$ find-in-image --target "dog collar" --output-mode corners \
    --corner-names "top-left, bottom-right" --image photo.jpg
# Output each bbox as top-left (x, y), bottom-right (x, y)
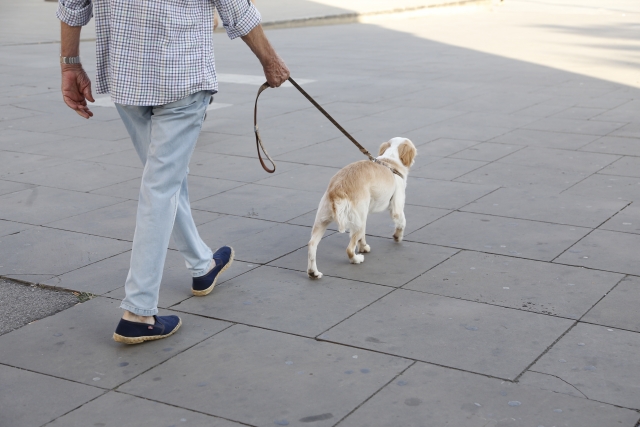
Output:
top-left (373, 158), bottom-right (404, 179)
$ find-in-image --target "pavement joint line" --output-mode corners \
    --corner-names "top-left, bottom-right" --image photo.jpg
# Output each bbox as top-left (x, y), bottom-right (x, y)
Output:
top-left (112, 391), bottom-right (260, 427)
top-left (576, 274), bottom-right (628, 324)
top-left (526, 370), bottom-right (589, 399)
top-left (39, 389), bottom-right (111, 427)
top-left (0, 361), bottom-right (107, 391)
top-left (512, 320), bottom-right (578, 383)
top-left (331, 360), bottom-right (418, 427)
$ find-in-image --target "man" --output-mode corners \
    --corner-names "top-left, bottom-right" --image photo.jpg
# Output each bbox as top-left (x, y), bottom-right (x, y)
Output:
top-left (57, 0), bottom-right (289, 344)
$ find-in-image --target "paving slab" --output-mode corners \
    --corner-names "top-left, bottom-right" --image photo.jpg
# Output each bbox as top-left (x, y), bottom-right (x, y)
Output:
top-left (48, 391), bottom-right (244, 427)
top-left (460, 187), bottom-right (629, 228)
top-left (275, 137), bottom-right (377, 169)
top-left (0, 179), bottom-right (34, 197)
top-left (497, 146), bottom-right (620, 174)
top-left (255, 164), bottom-right (340, 193)
top-left (455, 162), bottom-right (589, 192)
top-left (192, 183), bottom-right (321, 222)
top-left (554, 229), bottom-right (640, 275)
top-left (0, 227), bottom-right (130, 277)
top-left (225, 222), bottom-right (313, 264)
top-left (579, 135), bottom-right (640, 156)
top-left (405, 177), bottom-right (499, 210)
top-left (339, 362), bottom-right (639, 427)
top-left (0, 186), bottom-right (123, 225)
top-left (0, 364), bottom-right (104, 427)
top-left (598, 156), bottom-right (640, 178)
top-left (530, 323), bottom-right (640, 410)
top-left (88, 147), bottom-right (143, 168)
top-left (193, 214), bottom-right (279, 248)
top-left (517, 370), bottom-right (588, 399)
top-left (449, 141), bottom-right (524, 162)
top-left (404, 251), bottom-right (623, 319)
top-left (189, 152), bottom-right (302, 183)
top-left (553, 106), bottom-right (608, 121)
top-left (522, 117), bottom-right (625, 136)
top-left (406, 123), bottom-right (512, 145)
top-left (407, 212), bottom-right (590, 261)
top-left (287, 204), bottom-right (451, 238)
top-left (18, 136), bottom-right (132, 160)
top-left (319, 289), bottom-right (573, 379)
top-left (491, 128), bottom-right (599, 150)
top-left (0, 297), bottom-right (231, 389)
top-left (413, 138), bottom-right (480, 157)
top-left (610, 123), bottom-right (640, 139)
top-left (175, 265), bottom-right (391, 337)
top-left (118, 325), bottom-right (412, 427)
top-left (271, 233), bottom-right (457, 287)
top-left (411, 157), bottom-right (487, 180)
top-left (0, 150), bottom-right (73, 178)
top-left (582, 276), bottom-right (640, 332)
top-left (0, 219), bottom-right (31, 237)
top-left (599, 203), bottom-right (640, 234)
top-left (50, 119), bottom-right (131, 141)
top-left (564, 174), bottom-right (640, 201)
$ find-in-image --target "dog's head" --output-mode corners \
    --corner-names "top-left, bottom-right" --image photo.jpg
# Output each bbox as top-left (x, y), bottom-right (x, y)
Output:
top-left (379, 137), bottom-right (416, 168)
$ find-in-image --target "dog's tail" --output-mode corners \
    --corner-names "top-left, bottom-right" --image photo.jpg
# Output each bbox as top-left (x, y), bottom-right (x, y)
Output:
top-left (332, 198), bottom-right (362, 233)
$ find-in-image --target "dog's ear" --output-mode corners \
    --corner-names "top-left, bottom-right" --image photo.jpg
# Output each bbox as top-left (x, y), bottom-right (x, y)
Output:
top-left (378, 141), bottom-right (391, 156)
top-left (398, 140), bottom-right (417, 167)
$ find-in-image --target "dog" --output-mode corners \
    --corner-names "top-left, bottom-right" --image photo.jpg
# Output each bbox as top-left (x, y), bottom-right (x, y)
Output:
top-left (307, 137), bottom-right (417, 279)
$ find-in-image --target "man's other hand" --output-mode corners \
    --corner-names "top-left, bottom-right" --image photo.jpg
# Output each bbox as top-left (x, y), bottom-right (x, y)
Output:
top-left (61, 64), bottom-right (95, 119)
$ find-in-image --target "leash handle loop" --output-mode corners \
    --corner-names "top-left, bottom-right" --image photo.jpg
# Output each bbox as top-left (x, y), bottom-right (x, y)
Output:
top-left (253, 82), bottom-right (276, 173)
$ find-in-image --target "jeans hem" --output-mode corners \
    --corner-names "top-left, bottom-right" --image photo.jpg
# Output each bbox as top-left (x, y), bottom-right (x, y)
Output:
top-left (120, 302), bottom-right (158, 317)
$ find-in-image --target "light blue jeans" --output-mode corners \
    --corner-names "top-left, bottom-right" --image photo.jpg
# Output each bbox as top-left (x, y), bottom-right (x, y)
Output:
top-left (115, 91), bottom-right (214, 316)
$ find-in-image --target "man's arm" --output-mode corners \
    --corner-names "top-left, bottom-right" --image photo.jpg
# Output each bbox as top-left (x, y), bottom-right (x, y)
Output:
top-left (241, 25), bottom-right (289, 88)
top-left (60, 22), bottom-right (94, 119)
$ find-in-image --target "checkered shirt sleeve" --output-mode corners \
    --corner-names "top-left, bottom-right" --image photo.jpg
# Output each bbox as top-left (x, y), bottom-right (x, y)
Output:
top-left (56, 0), bottom-right (261, 106)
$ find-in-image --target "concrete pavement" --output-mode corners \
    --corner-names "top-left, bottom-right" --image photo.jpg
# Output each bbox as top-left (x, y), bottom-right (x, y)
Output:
top-left (1, 0), bottom-right (640, 426)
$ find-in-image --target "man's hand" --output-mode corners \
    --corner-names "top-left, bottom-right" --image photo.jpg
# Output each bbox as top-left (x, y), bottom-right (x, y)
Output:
top-left (61, 64), bottom-right (94, 119)
top-left (241, 25), bottom-right (290, 88)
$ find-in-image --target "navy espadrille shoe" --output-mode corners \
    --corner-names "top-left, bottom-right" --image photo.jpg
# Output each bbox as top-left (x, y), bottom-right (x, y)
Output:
top-left (192, 246), bottom-right (234, 296)
top-left (113, 315), bottom-right (182, 344)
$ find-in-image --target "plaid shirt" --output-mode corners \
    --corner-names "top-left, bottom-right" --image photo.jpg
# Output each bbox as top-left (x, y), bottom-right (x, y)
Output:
top-left (57, 0), bottom-right (261, 105)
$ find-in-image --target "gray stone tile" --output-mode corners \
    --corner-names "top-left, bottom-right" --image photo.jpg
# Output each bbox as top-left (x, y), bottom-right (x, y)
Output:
top-left (405, 123), bottom-right (511, 144)
top-left (189, 152), bottom-right (302, 183)
top-left (2, 112), bottom-right (96, 133)
top-left (339, 363), bottom-right (638, 427)
top-left (270, 233), bottom-right (458, 287)
top-left (461, 187), bottom-right (628, 227)
top-left (404, 251), bottom-right (622, 319)
top-left (0, 104), bottom-right (42, 121)
top-left (497, 146), bottom-right (620, 173)
top-left (518, 370), bottom-right (588, 398)
top-left (531, 323), bottom-right (640, 409)
top-left (555, 229), bottom-right (640, 275)
top-left (522, 117), bottom-right (624, 136)
top-left (564, 174), bottom-right (640, 201)
top-left (446, 93), bottom-right (549, 113)
top-left (275, 137), bottom-right (376, 169)
top-left (193, 214), bottom-right (279, 249)
top-left (0, 150), bottom-right (72, 178)
top-left (411, 158), bottom-right (487, 180)
top-left (51, 119), bottom-right (131, 141)
top-left (407, 177), bottom-right (499, 210)
top-left (255, 164), bottom-right (340, 193)
top-left (512, 102), bottom-right (571, 118)
top-left (438, 111), bottom-right (539, 129)
top-left (449, 142), bottom-right (524, 162)
top-left (455, 162), bottom-right (588, 192)
top-left (407, 212), bottom-right (591, 261)
top-left (0, 227), bottom-right (130, 276)
top-left (231, 223), bottom-right (314, 264)
top-left (0, 186), bottom-right (123, 225)
top-left (0, 297), bottom-right (231, 389)
top-left (175, 265), bottom-right (391, 337)
top-left (88, 148), bottom-right (142, 168)
top-left (491, 128), bottom-right (599, 150)
top-left (0, 364), bottom-right (104, 427)
top-left (19, 136), bottom-right (132, 160)
top-left (193, 184), bottom-right (321, 222)
top-left (0, 179), bottom-right (35, 196)
top-left (599, 203), bottom-right (640, 234)
top-left (287, 204), bottom-right (451, 238)
top-left (553, 107), bottom-right (608, 120)
top-left (598, 156), bottom-right (640, 178)
top-left (582, 276), bottom-right (640, 332)
top-left (9, 160), bottom-right (141, 192)
top-left (414, 138), bottom-right (479, 157)
top-left (610, 123), bottom-right (640, 139)
top-left (119, 325), bottom-right (412, 427)
top-left (320, 290), bottom-right (573, 379)
top-left (580, 136), bottom-right (640, 156)
top-left (48, 392), bottom-right (244, 427)
top-left (593, 104), bottom-right (640, 123)
top-left (0, 219), bottom-right (32, 237)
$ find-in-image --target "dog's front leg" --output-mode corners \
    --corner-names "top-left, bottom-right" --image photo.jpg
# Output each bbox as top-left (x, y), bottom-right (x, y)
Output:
top-left (390, 191), bottom-right (407, 242)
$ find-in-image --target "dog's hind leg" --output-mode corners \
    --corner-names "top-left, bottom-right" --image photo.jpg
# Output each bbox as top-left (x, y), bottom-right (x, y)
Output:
top-left (347, 227), bottom-right (365, 264)
top-left (357, 211), bottom-right (371, 254)
top-left (308, 203), bottom-right (332, 279)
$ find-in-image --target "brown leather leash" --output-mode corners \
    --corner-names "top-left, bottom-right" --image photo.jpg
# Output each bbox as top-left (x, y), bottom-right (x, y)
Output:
top-left (253, 77), bottom-right (404, 178)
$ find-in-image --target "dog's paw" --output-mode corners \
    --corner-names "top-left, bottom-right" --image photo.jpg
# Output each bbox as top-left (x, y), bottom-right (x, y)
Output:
top-left (360, 244), bottom-right (371, 253)
top-left (350, 254), bottom-right (365, 264)
top-left (393, 234), bottom-right (403, 242)
top-left (308, 270), bottom-right (323, 279)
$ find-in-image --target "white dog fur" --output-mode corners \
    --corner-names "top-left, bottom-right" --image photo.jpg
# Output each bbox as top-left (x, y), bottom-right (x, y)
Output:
top-left (307, 137), bottom-right (417, 279)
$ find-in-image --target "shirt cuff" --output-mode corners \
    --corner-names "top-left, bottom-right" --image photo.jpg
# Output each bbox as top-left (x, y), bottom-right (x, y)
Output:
top-left (223, 2), bottom-right (262, 39)
top-left (56, 0), bottom-right (93, 27)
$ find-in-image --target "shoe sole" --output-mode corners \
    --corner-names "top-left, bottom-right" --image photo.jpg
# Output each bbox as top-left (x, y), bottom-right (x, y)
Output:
top-left (112, 318), bottom-right (182, 345)
top-left (192, 247), bottom-right (235, 297)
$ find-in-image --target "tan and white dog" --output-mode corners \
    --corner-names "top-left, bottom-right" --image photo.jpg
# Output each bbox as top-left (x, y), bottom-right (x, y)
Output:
top-left (307, 137), bottom-right (417, 279)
